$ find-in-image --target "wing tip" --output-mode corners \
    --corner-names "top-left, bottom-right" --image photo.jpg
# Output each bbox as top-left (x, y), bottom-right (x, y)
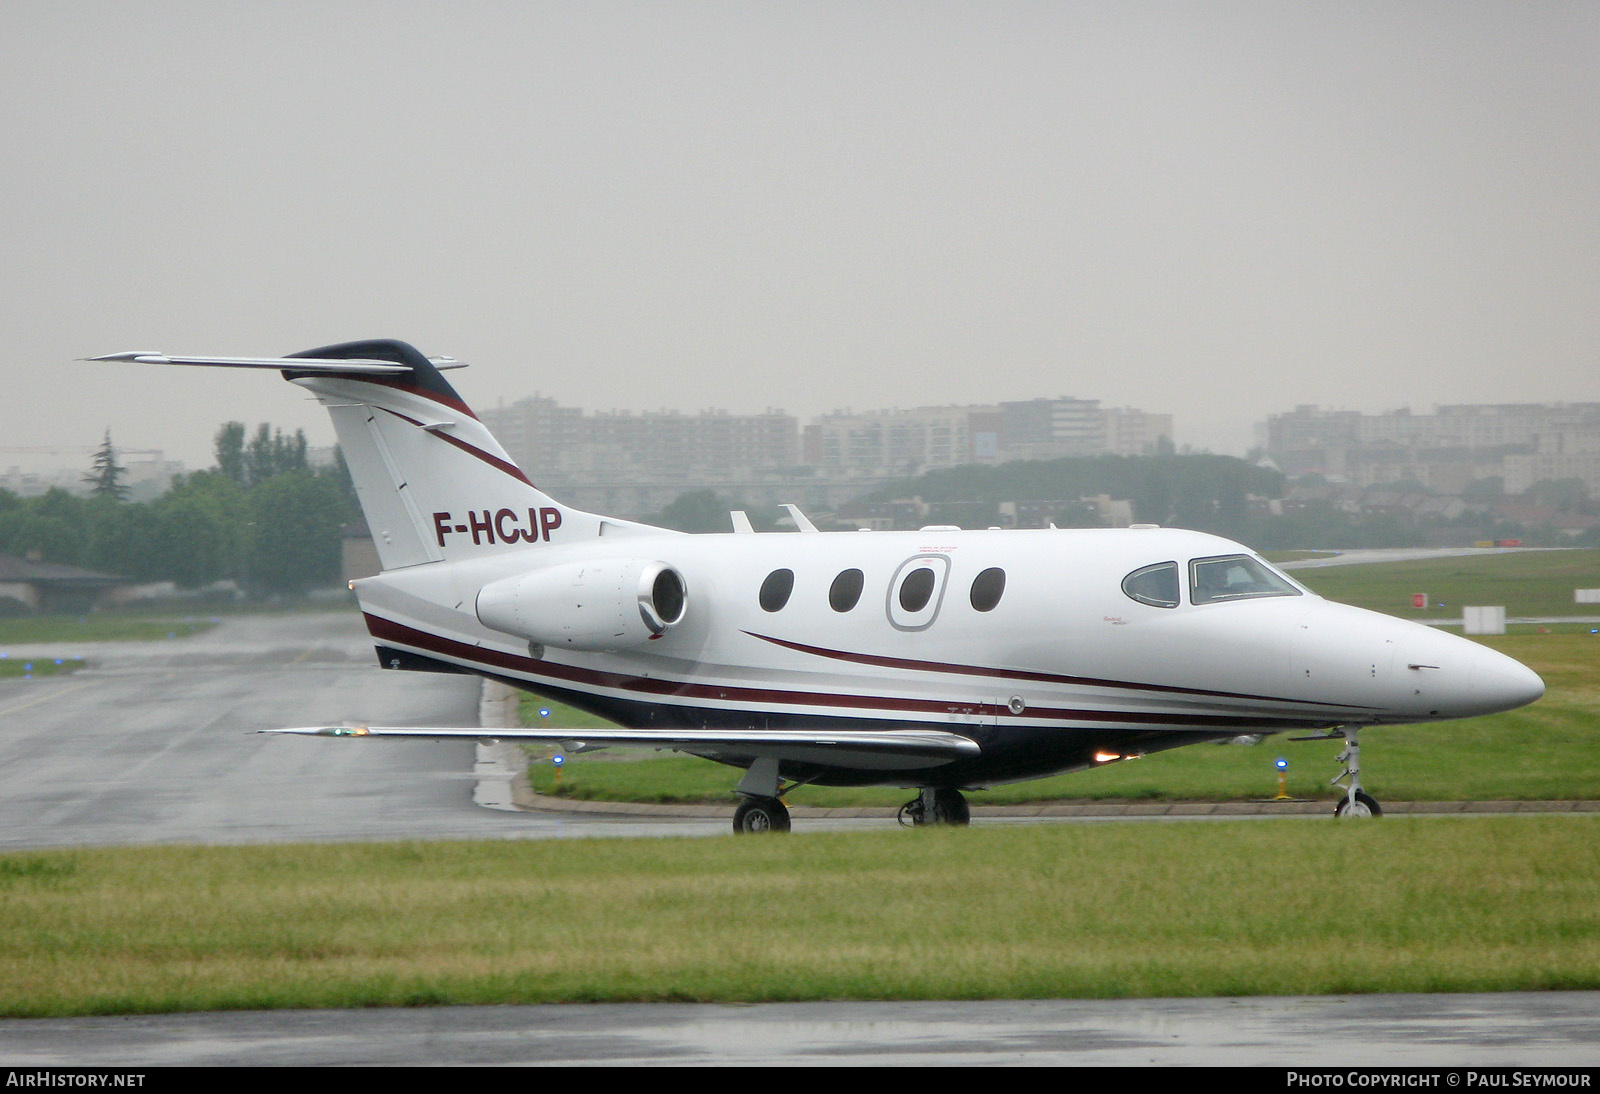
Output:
top-left (263, 725), bottom-right (371, 737)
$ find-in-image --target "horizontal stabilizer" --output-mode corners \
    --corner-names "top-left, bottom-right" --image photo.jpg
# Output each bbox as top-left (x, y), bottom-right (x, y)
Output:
top-left (267, 724), bottom-right (981, 760)
top-left (85, 351), bottom-right (466, 374)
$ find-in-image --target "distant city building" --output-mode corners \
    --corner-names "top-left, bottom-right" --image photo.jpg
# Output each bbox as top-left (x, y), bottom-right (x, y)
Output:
top-left (478, 390), bottom-right (1177, 519)
top-left (999, 397), bottom-right (1106, 458)
top-left (1101, 406), bottom-right (1176, 457)
top-left (804, 398), bottom-right (1174, 479)
top-left (1258, 403), bottom-right (1600, 495)
top-left (803, 405), bottom-right (990, 477)
top-left (481, 396), bottom-right (802, 517)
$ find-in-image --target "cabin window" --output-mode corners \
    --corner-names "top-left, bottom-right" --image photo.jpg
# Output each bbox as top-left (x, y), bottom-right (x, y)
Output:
top-left (887, 554), bottom-right (951, 631)
top-left (1189, 555), bottom-right (1301, 605)
top-left (1122, 562), bottom-right (1180, 608)
top-left (899, 567), bottom-right (937, 612)
top-left (829, 568), bottom-right (864, 612)
top-left (759, 568), bottom-right (795, 612)
top-left (969, 567), bottom-right (1006, 612)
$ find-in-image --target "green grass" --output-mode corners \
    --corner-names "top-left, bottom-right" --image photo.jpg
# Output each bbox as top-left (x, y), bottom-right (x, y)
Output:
top-left (1288, 548), bottom-right (1600, 619)
top-left (524, 632), bottom-right (1600, 806)
top-left (2, 819), bottom-right (1596, 1016)
top-left (0, 614), bottom-right (218, 644)
top-left (0, 595), bottom-right (364, 647)
top-left (0, 656), bottom-right (83, 679)
top-left (517, 693), bottom-right (625, 732)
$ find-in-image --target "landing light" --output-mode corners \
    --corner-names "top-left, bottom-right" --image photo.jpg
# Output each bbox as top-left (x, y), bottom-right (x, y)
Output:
top-left (1094, 751), bottom-right (1122, 763)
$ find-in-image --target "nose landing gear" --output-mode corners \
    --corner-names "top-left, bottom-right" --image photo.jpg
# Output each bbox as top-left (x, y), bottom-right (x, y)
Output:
top-left (1292, 724), bottom-right (1384, 817)
top-left (1331, 726), bottom-right (1382, 818)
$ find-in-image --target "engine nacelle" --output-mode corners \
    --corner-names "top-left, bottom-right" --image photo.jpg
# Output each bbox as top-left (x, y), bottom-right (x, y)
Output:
top-left (475, 559), bottom-right (687, 651)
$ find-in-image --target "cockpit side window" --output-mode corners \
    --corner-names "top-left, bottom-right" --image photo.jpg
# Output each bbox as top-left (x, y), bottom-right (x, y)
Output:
top-left (1122, 561), bottom-right (1180, 608)
top-left (1189, 554), bottom-right (1301, 605)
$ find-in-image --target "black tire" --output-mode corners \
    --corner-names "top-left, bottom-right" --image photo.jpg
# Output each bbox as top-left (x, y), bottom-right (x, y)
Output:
top-left (929, 788), bottom-right (971, 827)
top-left (902, 789), bottom-right (970, 827)
top-left (1334, 790), bottom-right (1382, 818)
top-left (733, 796), bottom-right (791, 834)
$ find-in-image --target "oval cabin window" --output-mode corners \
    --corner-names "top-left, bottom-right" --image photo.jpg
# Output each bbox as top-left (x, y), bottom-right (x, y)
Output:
top-left (829, 568), bottom-right (864, 612)
top-left (898, 567), bottom-right (937, 613)
top-left (886, 554), bottom-right (951, 631)
top-left (759, 568), bottom-right (795, 612)
top-left (969, 567), bottom-right (1006, 612)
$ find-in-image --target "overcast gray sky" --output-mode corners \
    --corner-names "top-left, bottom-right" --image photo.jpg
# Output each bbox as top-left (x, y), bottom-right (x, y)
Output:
top-left (4, 1), bottom-right (1597, 470)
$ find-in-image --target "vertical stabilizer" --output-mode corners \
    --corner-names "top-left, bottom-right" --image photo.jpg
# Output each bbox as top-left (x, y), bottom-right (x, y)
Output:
top-left (282, 340), bottom-right (600, 569)
top-left (90, 340), bottom-right (619, 572)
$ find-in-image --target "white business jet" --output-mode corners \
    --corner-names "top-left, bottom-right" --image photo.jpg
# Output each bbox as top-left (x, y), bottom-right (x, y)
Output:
top-left (93, 341), bottom-right (1545, 832)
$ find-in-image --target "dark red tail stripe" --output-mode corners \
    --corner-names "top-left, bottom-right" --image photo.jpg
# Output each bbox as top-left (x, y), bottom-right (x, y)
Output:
top-left (364, 614), bottom-right (1338, 731)
top-left (364, 375), bottom-right (481, 420)
top-left (744, 630), bottom-right (1377, 712)
top-left (378, 407), bottom-right (535, 488)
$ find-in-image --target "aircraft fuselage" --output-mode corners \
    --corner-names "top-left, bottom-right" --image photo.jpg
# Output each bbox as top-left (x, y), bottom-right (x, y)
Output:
top-left (353, 524), bottom-right (1543, 788)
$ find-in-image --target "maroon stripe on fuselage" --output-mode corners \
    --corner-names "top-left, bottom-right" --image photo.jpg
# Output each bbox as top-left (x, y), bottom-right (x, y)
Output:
top-left (744, 630), bottom-right (1377, 712)
top-left (363, 614), bottom-right (1340, 730)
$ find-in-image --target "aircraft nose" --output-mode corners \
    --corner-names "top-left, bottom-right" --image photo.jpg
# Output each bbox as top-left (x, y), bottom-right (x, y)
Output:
top-left (1390, 623), bottom-right (1543, 720)
top-left (1469, 645), bottom-right (1545, 715)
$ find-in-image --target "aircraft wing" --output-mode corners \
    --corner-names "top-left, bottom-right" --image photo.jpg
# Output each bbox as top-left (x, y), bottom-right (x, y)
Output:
top-left (267, 724), bottom-right (980, 765)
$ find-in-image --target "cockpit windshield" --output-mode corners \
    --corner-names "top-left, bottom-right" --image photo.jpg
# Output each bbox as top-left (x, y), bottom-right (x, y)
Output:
top-left (1189, 554), bottom-right (1301, 605)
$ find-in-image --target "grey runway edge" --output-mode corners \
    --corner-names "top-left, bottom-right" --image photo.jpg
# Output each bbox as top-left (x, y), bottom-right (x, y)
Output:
top-left (2, 994), bottom-right (1598, 1066)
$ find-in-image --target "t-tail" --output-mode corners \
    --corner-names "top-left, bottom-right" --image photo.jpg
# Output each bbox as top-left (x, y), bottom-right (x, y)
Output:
top-left (90, 339), bottom-right (631, 570)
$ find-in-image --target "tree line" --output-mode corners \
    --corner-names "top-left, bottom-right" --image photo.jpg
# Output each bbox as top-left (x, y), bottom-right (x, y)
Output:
top-left (0, 426), bottom-right (357, 596)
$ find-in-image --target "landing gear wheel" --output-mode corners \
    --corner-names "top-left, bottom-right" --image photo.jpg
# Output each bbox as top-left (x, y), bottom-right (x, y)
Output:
top-left (733, 796), bottom-right (791, 834)
top-left (1334, 790), bottom-right (1382, 818)
top-left (898, 788), bottom-right (970, 827)
top-left (930, 788), bottom-right (970, 826)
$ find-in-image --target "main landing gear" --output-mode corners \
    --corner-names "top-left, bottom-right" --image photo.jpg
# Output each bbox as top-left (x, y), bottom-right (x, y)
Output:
top-left (898, 788), bottom-right (971, 828)
top-left (730, 757), bottom-right (974, 834)
top-left (732, 756), bottom-right (795, 835)
top-left (732, 796), bottom-right (791, 833)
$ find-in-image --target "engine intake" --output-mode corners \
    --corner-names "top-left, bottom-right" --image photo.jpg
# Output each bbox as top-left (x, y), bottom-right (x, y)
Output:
top-left (475, 559), bottom-right (687, 651)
